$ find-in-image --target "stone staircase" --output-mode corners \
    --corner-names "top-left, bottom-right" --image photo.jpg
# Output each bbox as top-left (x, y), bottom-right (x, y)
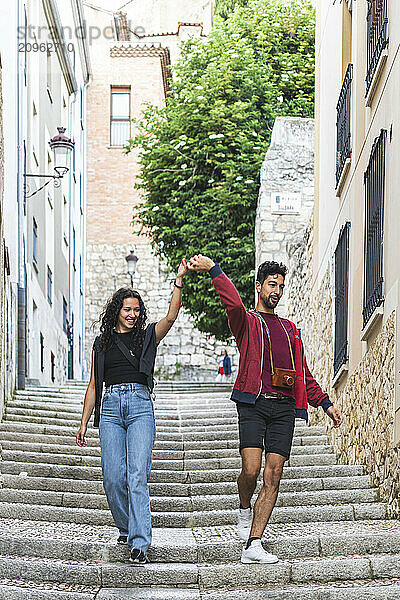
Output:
top-left (0, 382), bottom-right (399, 599)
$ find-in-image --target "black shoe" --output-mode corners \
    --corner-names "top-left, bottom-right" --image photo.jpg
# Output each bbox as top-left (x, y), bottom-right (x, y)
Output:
top-left (129, 548), bottom-right (149, 565)
top-left (117, 535), bottom-right (128, 545)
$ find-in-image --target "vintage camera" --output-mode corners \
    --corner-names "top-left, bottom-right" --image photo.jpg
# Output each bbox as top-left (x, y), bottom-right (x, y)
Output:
top-left (271, 368), bottom-right (296, 389)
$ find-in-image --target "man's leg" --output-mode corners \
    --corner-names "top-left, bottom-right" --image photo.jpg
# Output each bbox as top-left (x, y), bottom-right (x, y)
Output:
top-left (249, 452), bottom-right (286, 537)
top-left (237, 447), bottom-right (262, 508)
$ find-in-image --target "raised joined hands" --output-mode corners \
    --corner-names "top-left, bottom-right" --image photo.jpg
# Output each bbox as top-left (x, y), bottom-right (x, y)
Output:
top-left (188, 255), bottom-right (215, 273)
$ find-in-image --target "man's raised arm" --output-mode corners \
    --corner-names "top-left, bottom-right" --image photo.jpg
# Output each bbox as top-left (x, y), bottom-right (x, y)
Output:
top-left (188, 254), bottom-right (248, 342)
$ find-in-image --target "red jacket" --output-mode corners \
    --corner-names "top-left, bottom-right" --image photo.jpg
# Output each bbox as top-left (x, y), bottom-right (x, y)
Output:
top-left (210, 265), bottom-right (332, 421)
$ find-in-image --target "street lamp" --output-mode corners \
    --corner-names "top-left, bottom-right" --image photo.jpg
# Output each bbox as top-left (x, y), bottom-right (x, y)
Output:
top-left (125, 248), bottom-right (139, 287)
top-left (24, 127), bottom-right (75, 198)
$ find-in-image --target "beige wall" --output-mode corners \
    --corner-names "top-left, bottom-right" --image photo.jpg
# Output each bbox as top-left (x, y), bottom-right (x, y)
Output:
top-left (295, 0), bottom-right (400, 515)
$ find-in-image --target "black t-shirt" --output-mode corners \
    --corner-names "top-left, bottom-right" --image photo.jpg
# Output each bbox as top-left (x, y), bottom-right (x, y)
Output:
top-left (103, 332), bottom-right (147, 387)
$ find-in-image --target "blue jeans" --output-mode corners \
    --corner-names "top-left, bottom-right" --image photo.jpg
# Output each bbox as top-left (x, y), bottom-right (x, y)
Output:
top-left (99, 383), bottom-right (155, 553)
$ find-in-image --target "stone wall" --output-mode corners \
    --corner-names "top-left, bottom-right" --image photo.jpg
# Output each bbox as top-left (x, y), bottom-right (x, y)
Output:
top-left (255, 117), bottom-right (314, 316)
top-left (85, 242), bottom-right (238, 381)
top-left (286, 218), bottom-right (399, 517)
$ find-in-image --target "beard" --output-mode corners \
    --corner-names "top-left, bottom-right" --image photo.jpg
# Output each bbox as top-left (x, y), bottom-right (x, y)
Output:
top-left (260, 291), bottom-right (280, 310)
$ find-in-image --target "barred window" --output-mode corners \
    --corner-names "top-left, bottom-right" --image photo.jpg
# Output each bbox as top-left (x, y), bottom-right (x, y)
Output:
top-left (47, 266), bottom-right (53, 307)
top-left (336, 64), bottom-right (353, 189)
top-left (363, 129), bottom-right (386, 329)
top-left (366, 0), bottom-right (388, 97)
top-left (334, 223), bottom-right (350, 377)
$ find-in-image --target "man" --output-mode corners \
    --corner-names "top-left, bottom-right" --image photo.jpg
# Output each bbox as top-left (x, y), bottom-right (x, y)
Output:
top-left (188, 255), bottom-right (343, 564)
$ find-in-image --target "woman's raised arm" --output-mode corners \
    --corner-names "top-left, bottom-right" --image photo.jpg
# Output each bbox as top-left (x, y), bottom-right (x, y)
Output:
top-left (155, 259), bottom-right (188, 344)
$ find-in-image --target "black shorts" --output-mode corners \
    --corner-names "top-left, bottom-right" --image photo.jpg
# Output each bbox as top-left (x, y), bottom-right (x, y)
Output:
top-left (236, 395), bottom-right (296, 460)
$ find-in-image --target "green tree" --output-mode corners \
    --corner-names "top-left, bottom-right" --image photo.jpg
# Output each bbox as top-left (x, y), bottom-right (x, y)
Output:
top-left (127, 0), bottom-right (315, 340)
top-left (214, 0), bottom-right (251, 19)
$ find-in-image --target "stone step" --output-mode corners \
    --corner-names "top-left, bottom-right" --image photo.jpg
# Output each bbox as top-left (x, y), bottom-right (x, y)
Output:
top-left (0, 519), bottom-right (399, 565)
top-left (0, 500), bottom-right (386, 527)
top-left (0, 429), bottom-right (329, 449)
top-left (4, 407), bottom-right (241, 428)
top-left (1, 461), bottom-right (364, 483)
top-left (0, 552), bottom-right (398, 589)
top-left (199, 581), bottom-right (400, 600)
top-left (0, 486), bottom-right (378, 512)
top-left (1, 474), bottom-right (373, 498)
top-left (0, 581), bottom-right (96, 600)
top-left (7, 401), bottom-right (240, 420)
top-left (1, 449), bottom-right (337, 469)
top-left (0, 423), bottom-right (328, 445)
top-left (0, 440), bottom-right (334, 460)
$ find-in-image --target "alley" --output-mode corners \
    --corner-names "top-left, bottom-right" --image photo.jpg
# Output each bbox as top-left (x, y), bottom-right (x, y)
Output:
top-left (0, 382), bottom-right (399, 599)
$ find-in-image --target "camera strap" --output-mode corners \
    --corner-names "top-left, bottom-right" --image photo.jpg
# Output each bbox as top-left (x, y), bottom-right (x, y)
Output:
top-left (256, 312), bottom-right (295, 374)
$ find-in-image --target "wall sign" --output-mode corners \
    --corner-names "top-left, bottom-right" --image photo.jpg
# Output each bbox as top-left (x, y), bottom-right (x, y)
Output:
top-left (270, 192), bottom-right (301, 215)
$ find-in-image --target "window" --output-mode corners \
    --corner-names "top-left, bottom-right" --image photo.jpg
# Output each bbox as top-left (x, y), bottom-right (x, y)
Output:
top-left (336, 64), bottom-right (353, 190)
top-left (46, 49), bottom-right (53, 102)
top-left (63, 196), bottom-right (68, 245)
top-left (79, 255), bottom-right (83, 295)
top-left (366, 0), bottom-right (388, 98)
top-left (72, 227), bottom-right (76, 270)
top-left (79, 173), bottom-right (83, 214)
top-left (33, 218), bottom-right (38, 266)
top-left (40, 333), bottom-right (44, 372)
top-left (51, 352), bottom-right (55, 382)
top-left (110, 86), bottom-right (131, 147)
top-left (334, 222), bottom-right (350, 377)
top-left (363, 129), bottom-right (386, 329)
top-left (63, 297), bottom-right (68, 334)
top-left (47, 266), bottom-right (53, 306)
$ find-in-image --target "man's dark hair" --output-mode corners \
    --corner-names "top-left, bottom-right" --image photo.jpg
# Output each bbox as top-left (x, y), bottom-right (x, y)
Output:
top-left (256, 261), bottom-right (287, 285)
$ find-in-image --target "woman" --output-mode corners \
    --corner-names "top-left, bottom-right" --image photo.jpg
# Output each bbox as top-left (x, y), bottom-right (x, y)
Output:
top-left (76, 259), bottom-right (188, 565)
top-left (216, 348), bottom-right (232, 382)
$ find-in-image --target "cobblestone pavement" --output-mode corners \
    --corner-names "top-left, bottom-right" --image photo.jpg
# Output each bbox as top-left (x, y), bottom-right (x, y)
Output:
top-left (0, 381), bottom-right (399, 599)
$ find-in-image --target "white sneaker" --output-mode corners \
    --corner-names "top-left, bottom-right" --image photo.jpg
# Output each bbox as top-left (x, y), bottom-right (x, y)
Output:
top-left (241, 539), bottom-right (279, 564)
top-left (237, 507), bottom-right (252, 541)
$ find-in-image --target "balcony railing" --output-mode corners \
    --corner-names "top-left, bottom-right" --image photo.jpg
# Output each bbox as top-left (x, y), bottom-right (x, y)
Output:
top-left (336, 64), bottom-right (353, 189)
top-left (366, 0), bottom-right (388, 96)
top-left (363, 129), bottom-right (386, 329)
top-left (334, 222), bottom-right (351, 377)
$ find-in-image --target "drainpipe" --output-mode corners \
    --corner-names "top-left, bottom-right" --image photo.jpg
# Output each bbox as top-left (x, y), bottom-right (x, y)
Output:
top-left (68, 90), bottom-right (78, 380)
top-left (17, 0), bottom-right (26, 390)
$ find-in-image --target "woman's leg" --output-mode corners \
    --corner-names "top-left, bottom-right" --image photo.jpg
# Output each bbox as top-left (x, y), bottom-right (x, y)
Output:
top-left (125, 386), bottom-right (156, 554)
top-left (99, 391), bottom-right (129, 537)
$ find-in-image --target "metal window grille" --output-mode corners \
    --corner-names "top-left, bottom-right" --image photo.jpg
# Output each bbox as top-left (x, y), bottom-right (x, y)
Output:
top-left (40, 333), bottom-right (44, 373)
top-left (366, 0), bottom-right (388, 95)
top-left (47, 266), bottom-right (53, 306)
top-left (51, 352), bottom-right (55, 383)
top-left (363, 129), bottom-right (386, 328)
top-left (33, 218), bottom-right (38, 264)
top-left (110, 86), bottom-right (131, 147)
top-left (63, 298), bottom-right (68, 334)
top-left (334, 222), bottom-right (350, 376)
top-left (336, 64), bottom-right (353, 188)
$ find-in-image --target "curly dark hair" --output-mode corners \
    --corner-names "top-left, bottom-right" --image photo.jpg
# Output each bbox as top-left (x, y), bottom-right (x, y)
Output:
top-left (95, 288), bottom-right (147, 352)
top-left (256, 261), bottom-right (287, 285)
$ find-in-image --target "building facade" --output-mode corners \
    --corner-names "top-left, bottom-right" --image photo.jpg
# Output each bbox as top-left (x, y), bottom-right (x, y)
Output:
top-left (0, 0), bottom-right (90, 399)
top-left (287, 0), bottom-right (400, 517)
top-left (85, 0), bottom-right (237, 380)
top-left (0, 56), bottom-right (5, 419)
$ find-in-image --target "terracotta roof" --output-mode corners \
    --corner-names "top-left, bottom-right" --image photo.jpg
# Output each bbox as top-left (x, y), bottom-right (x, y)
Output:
top-left (110, 44), bottom-right (171, 97)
